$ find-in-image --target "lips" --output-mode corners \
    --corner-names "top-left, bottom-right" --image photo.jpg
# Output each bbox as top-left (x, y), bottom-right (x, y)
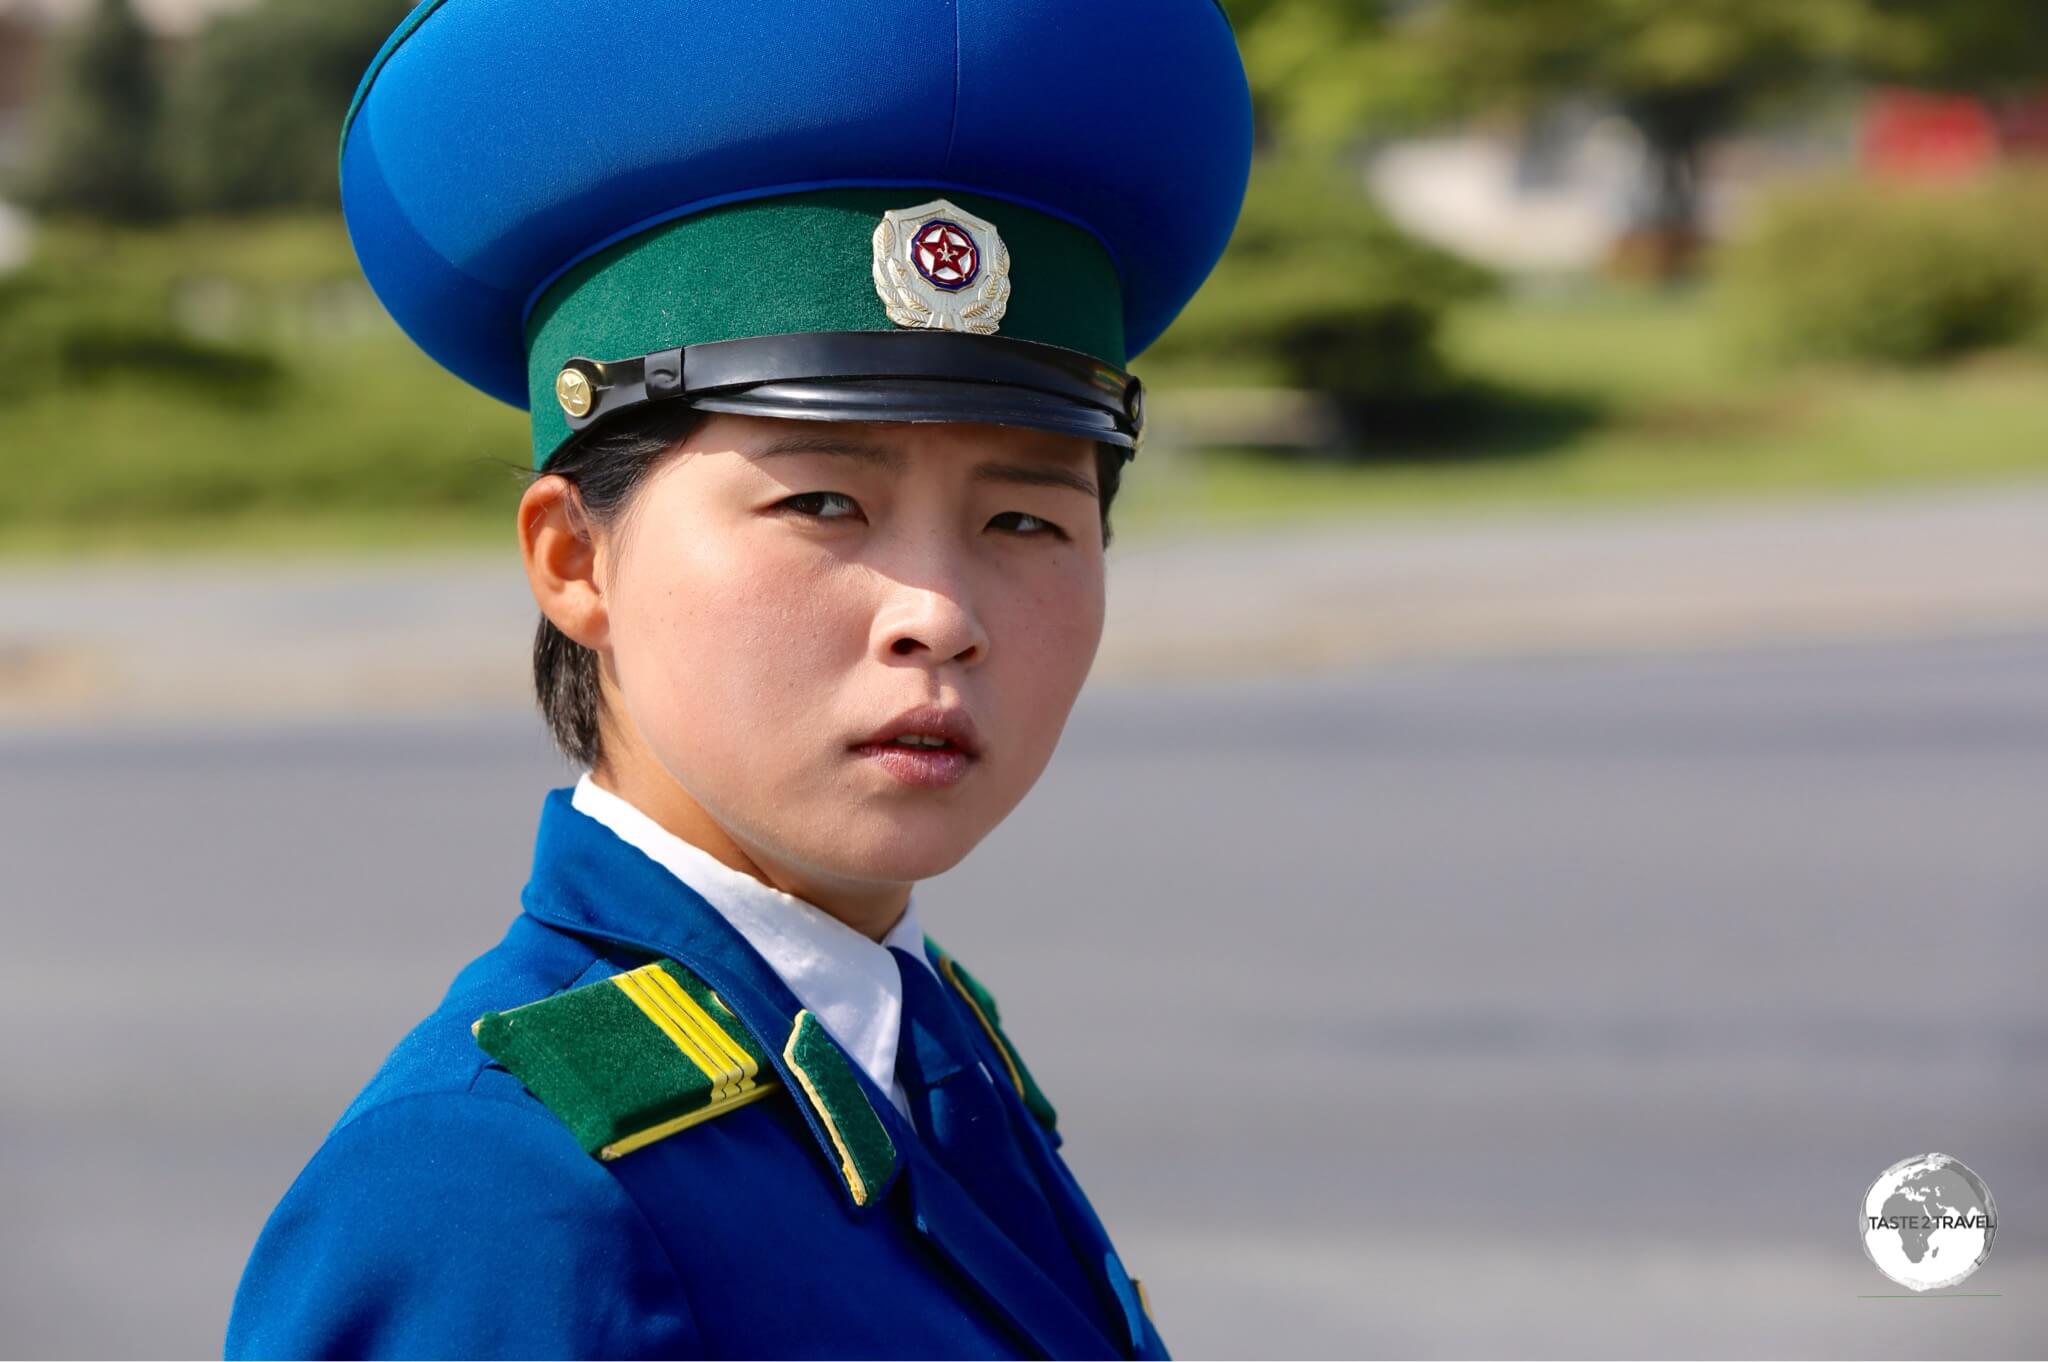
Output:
top-left (849, 704), bottom-right (982, 791)
top-left (851, 704), bottom-right (983, 759)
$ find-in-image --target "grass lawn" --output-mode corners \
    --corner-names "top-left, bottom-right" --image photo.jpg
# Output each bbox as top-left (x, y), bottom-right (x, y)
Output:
top-left (6, 219), bottom-right (2048, 557)
top-left (2, 218), bottom-right (530, 557)
top-left (5, 343), bottom-right (528, 557)
top-left (1114, 288), bottom-right (2048, 536)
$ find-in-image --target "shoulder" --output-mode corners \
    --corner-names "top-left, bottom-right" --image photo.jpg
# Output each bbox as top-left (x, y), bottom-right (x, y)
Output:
top-left (226, 1088), bottom-right (698, 1359)
top-left (227, 921), bottom-right (700, 1359)
top-left (333, 913), bottom-right (613, 1124)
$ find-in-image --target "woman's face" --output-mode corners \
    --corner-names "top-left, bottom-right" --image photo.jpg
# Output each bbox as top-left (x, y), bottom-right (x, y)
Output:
top-left (594, 412), bottom-right (1107, 910)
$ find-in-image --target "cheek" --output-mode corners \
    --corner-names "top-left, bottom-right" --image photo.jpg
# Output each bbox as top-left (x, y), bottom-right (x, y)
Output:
top-left (990, 556), bottom-right (1105, 725)
top-left (610, 519), bottom-right (866, 760)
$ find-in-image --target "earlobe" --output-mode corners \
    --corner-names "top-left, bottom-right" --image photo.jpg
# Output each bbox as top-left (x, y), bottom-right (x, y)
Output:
top-left (519, 476), bottom-right (610, 650)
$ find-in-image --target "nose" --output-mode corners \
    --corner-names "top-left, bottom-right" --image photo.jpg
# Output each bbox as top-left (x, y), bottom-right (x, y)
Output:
top-left (872, 579), bottom-right (989, 668)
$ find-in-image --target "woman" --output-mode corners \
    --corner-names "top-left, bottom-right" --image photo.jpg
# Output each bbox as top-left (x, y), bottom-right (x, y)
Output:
top-left (226, 1), bottom-right (1250, 1356)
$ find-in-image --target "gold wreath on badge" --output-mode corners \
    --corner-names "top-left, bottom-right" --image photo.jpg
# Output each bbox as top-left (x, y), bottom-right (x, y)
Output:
top-left (872, 199), bottom-right (1012, 334)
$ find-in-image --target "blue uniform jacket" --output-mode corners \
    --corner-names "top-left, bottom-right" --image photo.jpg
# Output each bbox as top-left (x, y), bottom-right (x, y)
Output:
top-left (225, 787), bottom-right (1167, 1360)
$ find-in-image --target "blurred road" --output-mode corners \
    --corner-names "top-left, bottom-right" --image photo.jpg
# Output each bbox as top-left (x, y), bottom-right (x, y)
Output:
top-left (2, 628), bottom-right (2042, 1357)
top-left (4, 479), bottom-right (2046, 725)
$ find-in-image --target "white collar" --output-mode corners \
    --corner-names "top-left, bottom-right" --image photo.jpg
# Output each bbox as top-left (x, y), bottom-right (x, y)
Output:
top-left (569, 772), bottom-right (933, 1119)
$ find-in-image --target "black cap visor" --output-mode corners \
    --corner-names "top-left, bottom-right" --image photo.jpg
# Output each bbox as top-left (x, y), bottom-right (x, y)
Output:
top-left (555, 331), bottom-right (1143, 452)
top-left (691, 377), bottom-right (1131, 446)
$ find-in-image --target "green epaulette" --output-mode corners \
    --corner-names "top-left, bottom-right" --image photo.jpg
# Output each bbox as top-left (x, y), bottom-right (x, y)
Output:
top-left (472, 959), bottom-right (778, 1161)
top-left (926, 938), bottom-right (1059, 1133)
top-left (472, 946), bottom-right (1047, 1200)
top-left (473, 958), bottom-right (900, 1206)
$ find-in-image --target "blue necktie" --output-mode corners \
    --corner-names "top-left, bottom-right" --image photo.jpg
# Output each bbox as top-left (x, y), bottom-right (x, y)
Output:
top-left (888, 946), bottom-right (1113, 1334)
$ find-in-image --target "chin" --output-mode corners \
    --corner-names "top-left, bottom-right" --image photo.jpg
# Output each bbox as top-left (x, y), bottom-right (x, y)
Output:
top-left (820, 809), bottom-right (988, 885)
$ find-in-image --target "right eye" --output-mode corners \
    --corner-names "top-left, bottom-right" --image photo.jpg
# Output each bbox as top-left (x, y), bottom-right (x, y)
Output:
top-left (777, 491), bottom-right (863, 520)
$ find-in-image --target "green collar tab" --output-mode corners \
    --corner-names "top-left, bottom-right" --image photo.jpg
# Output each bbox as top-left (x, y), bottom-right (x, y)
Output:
top-left (782, 1010), bottom-right (899, 1208)
top-left (926, 938), bottom-right (1059, 1134)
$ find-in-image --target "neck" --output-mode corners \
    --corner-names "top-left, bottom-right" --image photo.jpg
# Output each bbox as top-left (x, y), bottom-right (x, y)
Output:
top-left (590, 753), bottom-right (911, 944)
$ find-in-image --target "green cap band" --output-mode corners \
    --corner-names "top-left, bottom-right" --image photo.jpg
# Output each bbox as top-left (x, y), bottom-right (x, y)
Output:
top-left (524, 188), bottom-right (1126, 468)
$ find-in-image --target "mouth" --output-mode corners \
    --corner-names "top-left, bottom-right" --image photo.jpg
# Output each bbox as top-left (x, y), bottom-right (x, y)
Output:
top-left (849, 705), bottom-right (982, 788)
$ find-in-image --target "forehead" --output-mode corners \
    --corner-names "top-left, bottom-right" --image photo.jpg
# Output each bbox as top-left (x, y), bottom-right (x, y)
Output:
top-left (707, 413), bottom-right (1091, 460)
top-left (687, 413), bottom-right (1103, 494)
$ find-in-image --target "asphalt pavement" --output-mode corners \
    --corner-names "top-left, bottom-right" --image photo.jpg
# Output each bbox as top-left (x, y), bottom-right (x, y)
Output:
top-left (2, 628), bottom-right (2042, 1357)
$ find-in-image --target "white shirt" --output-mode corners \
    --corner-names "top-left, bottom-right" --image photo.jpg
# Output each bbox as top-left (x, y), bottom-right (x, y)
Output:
top-left (570, 773), bottom-right (936, 1121)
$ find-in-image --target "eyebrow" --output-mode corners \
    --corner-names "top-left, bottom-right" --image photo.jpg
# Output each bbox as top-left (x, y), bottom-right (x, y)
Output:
top-left (752, 433), bottom-right (1099, 499)
top-left (972, 460), bottom-right (1099, 499)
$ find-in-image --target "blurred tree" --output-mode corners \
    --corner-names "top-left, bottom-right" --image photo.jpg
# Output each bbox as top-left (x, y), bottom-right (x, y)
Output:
top-left (1411, 0), bottom-right (1894, 278)
top-left (1863, 0), bottom-right (2048, 98)
top-left (22, 0), bottom-right (170, 222)
top-left (1195, 6), bottom-right (1498, 442)
top-left (1221, 0), bottom-right (1463, 152)
top-left (167, 0), bottom-right (412, 212)
top-left (1145, 156), bottom-right (1497, 432)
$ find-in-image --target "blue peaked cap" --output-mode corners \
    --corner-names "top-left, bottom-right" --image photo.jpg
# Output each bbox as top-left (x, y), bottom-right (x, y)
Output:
top-left (340, 0), bottom-right (1253, 458)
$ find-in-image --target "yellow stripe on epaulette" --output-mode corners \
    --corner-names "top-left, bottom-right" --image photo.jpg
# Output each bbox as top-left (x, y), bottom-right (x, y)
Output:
top-left (597, 1081), bottom-right (778, 1160)
top-left (599, 964), bottom-right (777, 1158)
top-left (613, 963), bottom-right (763, 1103)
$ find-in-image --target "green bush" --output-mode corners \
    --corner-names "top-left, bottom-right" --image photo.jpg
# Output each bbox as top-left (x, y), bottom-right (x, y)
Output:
top-left (1720, 171), bottom-right (2048, 366)
top-left (0, 221), bottom-right (298, 403)
top-left (1141, 156), bottom-right (1497, 418)
top-left (1, 217), bottom-right (526, 538)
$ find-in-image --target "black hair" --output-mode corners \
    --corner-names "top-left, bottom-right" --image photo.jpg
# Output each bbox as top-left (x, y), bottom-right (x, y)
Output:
top-left (531, 404), bottom-right (1126, 770)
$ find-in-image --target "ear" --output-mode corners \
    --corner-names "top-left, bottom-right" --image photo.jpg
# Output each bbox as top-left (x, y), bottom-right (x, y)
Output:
top-left (518, 474), bottom-right (609, 651)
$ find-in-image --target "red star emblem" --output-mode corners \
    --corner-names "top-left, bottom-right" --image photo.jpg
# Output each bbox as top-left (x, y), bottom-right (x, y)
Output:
top-left (911, 221), bottom-right (980, 291)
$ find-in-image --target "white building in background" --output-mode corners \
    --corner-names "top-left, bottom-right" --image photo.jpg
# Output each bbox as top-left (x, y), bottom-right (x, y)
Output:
top-left (1363, 100), bottom-right (1856, 277)
top-left (1366, 107), bottom-right (1648, 275)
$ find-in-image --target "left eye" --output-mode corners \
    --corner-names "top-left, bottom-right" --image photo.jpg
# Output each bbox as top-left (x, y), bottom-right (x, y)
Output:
top-left (779, 491), bottom-right (862, 519)
top-left (991, 511), bottom-right (1066, 538)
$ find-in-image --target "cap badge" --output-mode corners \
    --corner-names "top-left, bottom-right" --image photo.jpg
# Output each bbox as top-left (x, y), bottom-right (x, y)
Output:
top-left (872, 199), bottom-right (1011, 334)
top-left (554, 365), bottom-right (594, 418)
